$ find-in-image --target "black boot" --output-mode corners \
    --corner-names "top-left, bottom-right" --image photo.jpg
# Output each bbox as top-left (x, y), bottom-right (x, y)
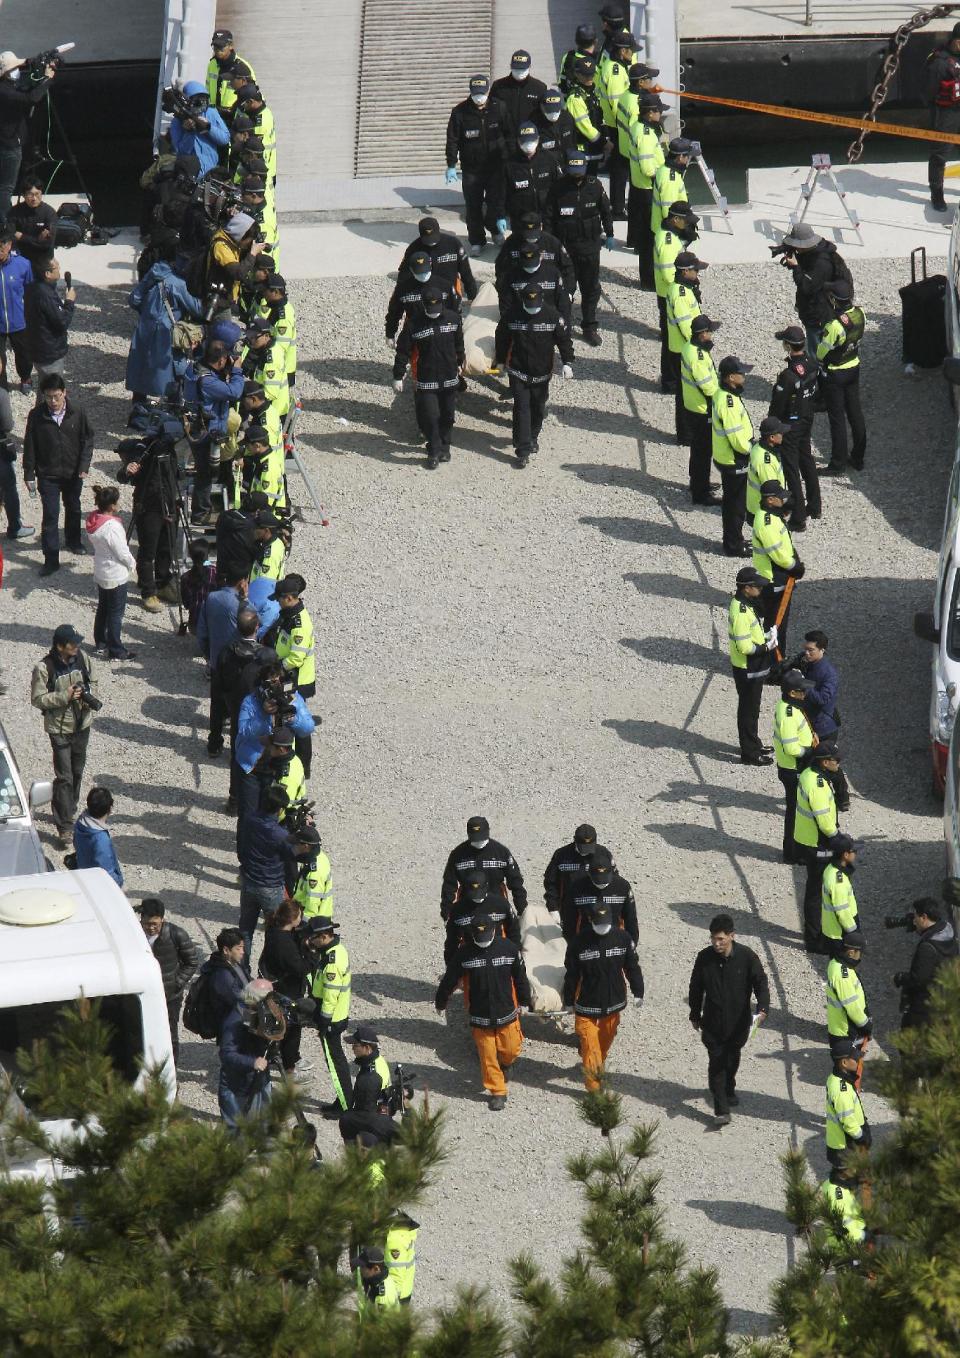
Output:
top-left (930, 165), bottom-right (948, 212)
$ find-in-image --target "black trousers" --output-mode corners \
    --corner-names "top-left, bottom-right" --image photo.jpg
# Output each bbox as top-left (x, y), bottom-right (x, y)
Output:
top-left (702, 1024), bottom-right (749, 1116)
top-left (732, 667), bottom-right (764, 760)
top-left (670, 352), bottom-right (688, 442)
top-left (38, 474), bottom-right (82, 564)
top-left (567, 245), bottom-right (601, 329)
top-left (510, 376), bottom-right (549, 454)
top-left (801, 849), bottom-right (828, 950)
top-left (461, 167), bottom-right (504, 246)
top-left (49, 726), bottom-right (91, 834)
top-left (687, 410), bottom-right (712, 499)
top-left (656, 295), bottom-right (672, 387)
top-left (166, 993), bottom-right (183, 1067)
top-left (629, 185), bottom-right (654, 286)
top-left (781, 418), bottom-right (821, 521)
top-left (339, 1109), bottom-right (398, 1148)
top-left (134, 506), bottom-right (174, 594)
top-left (929, 106), bottom-right (960, 191)
top-left (604, 139), bottom-right (628, 214)
top-left (321, 1018), bottom-right (353, 1108)
top-left (822, 367), bottom-right (866, 468)
top-left (414, 387), bottom-right (456, 456)
top-left (209, 673), bottom-right (229, 750)
top-left (0, 328), bottom-right (31, 383)
top-left (718, 464), bottom-right (747, 552)
top-left (778, 768), bottom-right (799, 862)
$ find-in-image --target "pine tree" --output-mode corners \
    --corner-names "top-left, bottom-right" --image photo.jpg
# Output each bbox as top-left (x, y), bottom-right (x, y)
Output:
top-left (773, 962), bottom-right (960, 1355)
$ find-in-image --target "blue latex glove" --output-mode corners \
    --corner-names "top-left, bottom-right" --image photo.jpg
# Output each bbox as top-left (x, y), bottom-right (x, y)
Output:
top-left (604, 235), bottom-right (615, 251)
top-left (496, 218), bottom-right (509, 236)
top-left (445, 166), bottom-right (458, 184)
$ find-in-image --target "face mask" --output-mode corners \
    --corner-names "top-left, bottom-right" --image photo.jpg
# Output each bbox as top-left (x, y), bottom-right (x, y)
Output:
top-left (424, 306), bottom-right (442, 319)
top-left (592, 921), bottom-right (612, 935)
top-left (520, 140), bottom-right (539, 156)
top-left (470, 94), bottom-right (487, 106)
top-left (543, 109), bottom-right (561, 122)
top-left (7, 70), bottom-right (19, 83)
top-left (468, 836), bottom-right (489, 849)
top-left (473, 932), bottom-right (494, 949)
top-left (522, 303), bottom-right (542, 315)
top-left (468, 887), bottom-right (486, 903)
top-left (412, 269), bottom-right (431, 283)
top-left (575, 843), bottom-right (592, 856)
top-left (698, 338), bottom-right (714, 350)
top-left (590, 874), bottom-right (610, 891)
top-left (513, 69), bottom-right (530, 81)
top-left (844, 954), bottom-right (861, 969)
top-left (844, 862), bottom-right (857, 876)
top-left (521, 258), bottom-right (540, 273)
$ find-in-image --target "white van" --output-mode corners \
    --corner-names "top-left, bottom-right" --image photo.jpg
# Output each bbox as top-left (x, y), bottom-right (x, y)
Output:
top-left (0, 869), bottom-right (176, 1180)
top-left (914, 452), bottom-right (960, 794)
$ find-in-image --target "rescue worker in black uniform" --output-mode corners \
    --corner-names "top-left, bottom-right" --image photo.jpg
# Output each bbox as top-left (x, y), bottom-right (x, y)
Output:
top-left (566, 845), bottom-right (639, 946)
top-left (503, 122), bottom-right (561, 225)
top-left (393, 284), bottom-right (465, 470)
top-left (492, 281), bottom-right (575, 468)
top-left (497, 235), bottom-right (572, 322)
top-left (385, 249), bottom-right (459, 347)
top-left (534, 88), bottom-right (578, 163)
top-left (769, 323), bottom-right (822, 530)
top-left (445, 75), bottom-right (508, 254)
top-left (443, 867), bottom-right (522, 967)
top-left (562, 897), bottom-right (644, 1092)
top-left (400, 217), bottom-right (478, 300)
top-left (491, 50), bottom-right (548, 146)
top-left (548, 148), bottom-right (614, 347)
top-left (440, 815), bottom-right (527, 922)
top-left (544, 822), bottom-right (599, 935)
top-left (495, 211), bottom-right (576, 297)
top-left (926, 22), bottom-right (960, 212)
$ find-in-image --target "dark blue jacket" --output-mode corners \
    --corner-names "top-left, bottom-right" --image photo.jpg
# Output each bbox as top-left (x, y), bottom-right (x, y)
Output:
top-left (220, 1003), bottom-right (272, 1093)
top-left (197, 584), bottom-right (243, 668)
top-left (73, 813), bottom-right (123, 887)
top-left (804, 655), bottom-right (839, 737)
top-left (0, 252), bottom-right (32, 333)
top-left (24, 278), bottom-right (74, 363)
top-left (239, 810), bottom-right (295, 887)
top-left (182, 360), bottom-right (244, 440)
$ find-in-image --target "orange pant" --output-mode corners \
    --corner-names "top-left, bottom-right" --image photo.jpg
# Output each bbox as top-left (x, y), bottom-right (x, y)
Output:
top-left (575, 1013), bottom-right (621, 1091)
top-left (471, 1018), bottom-right (523, 1097)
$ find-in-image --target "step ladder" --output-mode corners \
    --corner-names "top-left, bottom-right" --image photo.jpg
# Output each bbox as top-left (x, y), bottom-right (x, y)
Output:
top-left (791, 153), bottom-right (863, 243)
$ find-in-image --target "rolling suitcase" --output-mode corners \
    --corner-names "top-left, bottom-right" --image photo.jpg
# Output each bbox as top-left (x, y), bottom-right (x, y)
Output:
top-left (899, 246), bottom-right (947, 368)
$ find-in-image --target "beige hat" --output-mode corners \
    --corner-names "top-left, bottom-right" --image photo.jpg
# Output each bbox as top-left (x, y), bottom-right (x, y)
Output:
top-left (0, 52), bottom-right (24, 77)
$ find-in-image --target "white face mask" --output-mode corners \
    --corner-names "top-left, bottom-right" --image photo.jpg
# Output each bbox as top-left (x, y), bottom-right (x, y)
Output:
top-left (543, 110), bottom-right (561, 122)
top-left (473, 933), bottom-right (494, 949)
top-left (424, 306), bottom-right (442, 319)
top-left (521, 258), bottom-right (540, 273)
top-left (513, 68), bottom-right (530, 81)
top-left (592, 922), bottom-right (612, 935)
top-left (520, 140), bottom-right (539, 156)
top-left (468, 837), bottom-right (489, 849)
top-left (470, 93), bottom-right (487, 105)
top-left (412, 269), bottom-right (431, 283)
top-left (522, 303), bottom-right (542, 315)
top-left (575, 843), bottom-right (592, 856)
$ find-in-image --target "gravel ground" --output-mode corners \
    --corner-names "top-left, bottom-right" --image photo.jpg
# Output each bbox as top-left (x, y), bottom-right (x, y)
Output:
top-left (1, 243), bottom-right (952, 1335)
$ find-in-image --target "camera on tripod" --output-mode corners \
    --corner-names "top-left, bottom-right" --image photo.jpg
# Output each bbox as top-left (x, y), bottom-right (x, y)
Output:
top-left (284, 798), bottom-right (316, 837)
top-left (380, 1063), bottom-right (416, 1118)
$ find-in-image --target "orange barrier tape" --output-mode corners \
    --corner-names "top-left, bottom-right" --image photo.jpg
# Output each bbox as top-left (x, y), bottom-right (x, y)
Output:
top-left (663, 87), bottom-right (960, 146)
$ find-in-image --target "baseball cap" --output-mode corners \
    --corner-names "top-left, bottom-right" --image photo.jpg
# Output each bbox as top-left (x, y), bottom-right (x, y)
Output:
top-left (241, 423), bottom-right (270, 446)
top-left (718, 355), bottom-right (754, 376)
top-left (244, 315), bottom-right (273, 337)
top-left (572, 55), bottom-right (596, 79)
top-left (759, 416), bottom-right (790, 436)
top-left (669, 137), bottom-right (694, 155)
top-left (522, 282), bottom-right (543, 304)
top-left (211, 29), bottom-right (233, 45)
top-left (735, 566), bottom-right (765, 587)
top-left (422, 283), bottom-right (444, 305)
top-left (566, 149), bottom-right (588, 175)
top-left (759, 479), bottom-right (786, 498)
top-left (53, 624), bottom-right (83, 646)
top-left (408, 249), bottom-right (431, 271)
top-left (469, 74), bottom-right (489, 95)
top-left (242, 380), bottom-right (265, 399)
top-left (467, 815), bottom-right (489, 838)
top-left (271, 575), bottom-right (304, 599)
top-left (511, 49), bottom-right (532, 72)
top-left (674, 251), bottom-right (708, 271)
top-left (518, 121), bottom-right (539, 140)
top-left (781, 667), bottom-right (814, 692)
top-left (541, 88), bottom-right (563, 110)
top-left (691, 315), bottom-right (720, 334)
top-left (418, 216), bottom-right (440, 240)
top-left (271, 725), bottom-right (294, 747)
top-left (574, 823), bottom-right (597, 846)
top-left (774, 324), bottom-right (806, 346)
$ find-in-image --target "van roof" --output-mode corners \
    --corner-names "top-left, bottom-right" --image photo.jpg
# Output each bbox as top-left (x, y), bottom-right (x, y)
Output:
top-left (0, 869), bottom-right (160, 1007)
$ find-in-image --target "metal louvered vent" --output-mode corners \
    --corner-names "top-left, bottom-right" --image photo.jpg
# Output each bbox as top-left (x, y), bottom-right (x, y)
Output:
top-left (355, 0), bottom-right (494, 177)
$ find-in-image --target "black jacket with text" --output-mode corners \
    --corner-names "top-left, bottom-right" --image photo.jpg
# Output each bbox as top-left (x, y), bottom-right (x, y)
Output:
top-left (436, 936), bottom-right (531, 1027)
top-left (563, 925), bottom-right (645, 1016)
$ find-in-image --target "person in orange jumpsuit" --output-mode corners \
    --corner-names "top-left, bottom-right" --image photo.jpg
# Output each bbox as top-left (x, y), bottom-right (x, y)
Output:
top-left (563, 898), bottom-right (644, 1090)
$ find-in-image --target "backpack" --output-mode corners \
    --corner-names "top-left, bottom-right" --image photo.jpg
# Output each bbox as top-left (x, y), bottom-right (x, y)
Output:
top-left (829, 249), bottom-right (853, 293)
top-left (182, 958), bottom-right (220, 1039)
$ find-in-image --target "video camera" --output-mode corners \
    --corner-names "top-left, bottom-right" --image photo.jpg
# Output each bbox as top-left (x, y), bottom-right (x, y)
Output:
top-left (379, 1063), bottom-right (416, 1119)
top-left (884, 911), bottom-right (916, 931)
top-left (258, 670), bottom-right (298, 724)
top-left (284, 797), bottom-right (316, 837)
top-left (162, 85), bottom-right (210, 127)
top-left (23, 42), bottom-right (74, 83)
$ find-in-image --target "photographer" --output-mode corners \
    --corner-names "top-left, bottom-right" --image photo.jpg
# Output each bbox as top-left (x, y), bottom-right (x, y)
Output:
top-left (218, 977), bottom-right (281, 1128)
top-left (259, 898), bottom-right (312, 1077)
top-left (116, 431), bottom-right (181, 614)
top-left (30, 624), bottom-right (100, 845)
top-left (339, 1025), bottom-right (403, 1149)
top-left (8, 176), bottom-right (57, 266)
top-left (774, 223), bottom-right (852, 352)
top-left (168, 82), bottom-right (229, 179)
top-left (207, 209), bottom-right (263, 307)
top-left (126, 234), bottom-right (203, 400)
top-left (182, 340), bottom-right (244, 524)
top-left (891, 899), bottom-right (959, 1029)
top-left (24, 373), bottom-right (92, 577)
top-left (235, 662), bottom-right (315, 823)
top-left (0, 51), bottom-right (56, 218)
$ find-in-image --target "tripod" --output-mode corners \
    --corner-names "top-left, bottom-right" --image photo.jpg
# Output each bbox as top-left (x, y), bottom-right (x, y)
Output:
top-left (125, 440), bottom-right (195, 635)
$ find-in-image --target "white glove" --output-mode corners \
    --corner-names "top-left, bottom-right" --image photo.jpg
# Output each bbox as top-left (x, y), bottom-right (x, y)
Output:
top-left (765, 624), bottom-right (778, 650)
top-left (392, 379), bottom-right (403, 394)
top-left (634, 995), bottom-right (644, 1011)
top-left (385, 336), bottom-right (396, 349)
top-left (561, 364), bottom-right (573, 380)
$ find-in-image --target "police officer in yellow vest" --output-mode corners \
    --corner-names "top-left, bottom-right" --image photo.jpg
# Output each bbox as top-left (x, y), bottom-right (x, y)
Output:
top-left (235, 84), bottom-right (277, 181)
top-left (240, 174), bottom-right (279, 262)
top-left (240, 424), bottom-right (287, 513)
top-left (257, 274), bottom-right (297, 385)
top-left (816, 279), bottom-right (866, 474)
top-left (728, 567), bottom-right (777, 766)
top-left (304, 916), bottom-right (353, 1116)
top-left (206, 30), bottom-right (255, 122)
top-left (822, 835), bottom-right (861, 949)
top-left (825, 1037), bottom-right (871, 1167)
top-left (242, 316), bottom-right (290, 418)
top-left (712, 355), bottom-right (755, 557)
top-left (794, 741), bottom-right (844, 952)
top-left (366, 1159), bottom-right (420, 1304)
top-left (565, 56), bottom-right (606, 178)
top-left (773, 667), bottom-right (816, 864)
top-left (353, 1246), bottom-right (401, 1316)
top-left (680, 314), bottom-right (721, 506)
top-left (293, 825), bottom-right (334, 920)
top-left (651, 137), bottom-right (691, 235)
top-left (595, 28), bottom-right (639, 217)
top-left (746, 417), bottom-right (788, 521)
top-left (265, 724), bottom-right (305, 814)
top-left (826, 931), bottom-right (872, 1052)
top-left (240, 380), bottom-right (283, 462)
top-left (626, 88), bottom-right (667, 281)
top-left (666, 251), bottom-right (706, 443)
top-left (819, 1165), bottom-right (867, 1253)
top-left (264, 572), bottom-right (316, 777)
top-left (752, 480), bottom-right (804, 657)
top-left (654, 200), bottom-right (697, 388)
top-left (249, 512), bottom-right (287, 583)
top-left (339, 1025), bottom-right (398, 1148)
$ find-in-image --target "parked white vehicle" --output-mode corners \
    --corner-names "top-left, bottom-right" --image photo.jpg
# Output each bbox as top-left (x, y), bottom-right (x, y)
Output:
top-left (0, 721), bottom-right (52, 876)
top-left (0, 869), bottom-right (175, 1181)
top-left (915, 452), bottom-right (960, 794)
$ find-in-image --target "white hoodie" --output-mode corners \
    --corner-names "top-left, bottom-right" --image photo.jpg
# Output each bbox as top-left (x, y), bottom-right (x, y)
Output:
top-left (85, 510), bottom-right (136, 588)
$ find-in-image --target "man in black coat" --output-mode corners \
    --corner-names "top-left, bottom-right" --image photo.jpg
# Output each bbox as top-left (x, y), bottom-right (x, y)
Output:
top-left (338, 1025), bottom-right (400, 1148)
top-left (23, 373), bottom-right (93, 575)
top-left (548, 149), bottom-right (614, 346)
top-left (564, 845), bottom-right (638, 945)
top-left (393, 284), bottom-right (465, 470)
top-left (445, 75), bottom-right (508, 254)
top-left (895, 899), bottom-right (959, 1028)
top-left (493, 281), bottom-right (574, 467)
top-left (543, 822), bottom-right (598, 936)
top-left (399, 217), bottom-right (477, 299)
top-left (440, 814), bottom-right (527, 922)
top-left (688, 912), bottom-right (769, 1124)
top-left (205, 926), bottom-right (251, 1040)
top-left (23, 254), bottom-right (76, 379)
top-left (490, 50), bottom-right (548, 146)
top-left (926, 22), bottom-right (960, 211)
top-left (776, 224), bottom-right (850, 350)
top-left (138, 897), bottom-right (202, 1066)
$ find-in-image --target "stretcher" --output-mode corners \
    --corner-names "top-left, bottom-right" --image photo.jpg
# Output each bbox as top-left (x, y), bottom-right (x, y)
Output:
top-left (521, 901), bottom-right (569, 1017)
top-left (460, 280), bottom-right (500, 377)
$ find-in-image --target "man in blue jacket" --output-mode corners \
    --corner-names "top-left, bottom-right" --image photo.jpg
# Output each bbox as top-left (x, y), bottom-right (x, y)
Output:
top-left (168, 81), bottom-right (230, 179)
top-left (219, 977), bottom-right (277, 1128)
top-left (0, 229), bottom-right (33, 391)
top-left (73, 786), bottom-right (123, 885)
top-left (799, 629), bottom-right (850, 811)
top-left (237, 786), bottom-right (296, 960)
top-left (182, 340), bottom-right (244, 523)
top-left (234, 659), bottom-right (314, 847)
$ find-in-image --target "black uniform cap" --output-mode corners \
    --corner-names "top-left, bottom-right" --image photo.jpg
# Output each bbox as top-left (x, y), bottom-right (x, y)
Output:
top-left (264, 273), bottom-right (286, 291)
top-left (812, 739), bottom-right (841, 762)
top-left (519, 240), bottom-right (542, 260)
top-left (566, 149), bottom-right (588, 174)
top-left (674, 250), bottom-right (708, 271)
top-left (518, 121), bottom-right (539, 140)
top-left (691, 315), bottom-right (720, 335)
top-left (630, 62), bottom-right (660, 80)
top-left (831, 833), bottom-right (858, 855)
top-left (422, 283), bottom-right (444, 305)
top-left (842, 929), bottom-right (866, 951)
top-left (408, 249), bottom-right (431, 270)
top-left (464, 867), bottom-right (489, 893)
top-left (669, 137), bottom-right (694, 155)
top-left (718, 355), bottom-right (753, 376)
top-left (667, 199), bottom-right (696, 218)
top-left (230, 113), bottom-right (254, 133)
top-left (639, 89), bottom-right (667, 108)
top-left (574, 823), bottom-right (597, 845)
top-left (241, 175), bottom-right (266, 194)
top-left (467, 815), bottom-right (489, 837)
top-left (271, 724), bottom-right (294, 747)
top-left (272, 574), bottom-right (305, 598)
top-left (599, 2), bottom-right (629, 21)
top-left (590, 899), bottom-right (613, 927)
top-left (517, 210), bottom-right (541, 235)
top-left (612, 29), bottom-right (639, 48)
top-left (781, 667), bottom-right (814, 693)
top-left (522, 283), bottom-right (543, 304)
top-left (418, 216), bottom-right (440, 239)
top-left (242, 379), bottom-right (266, 398)
top-left (572, 55), bottom-right (596, 79)
top-left (245, 315), bottom-right (272, 336)
top-left (735, 566), bottom-right (765, 587)
top-left (541, 88), bottom-right (563, 109)
top-left (759, 479), bottom-right (786, 498)
top-left (469, 74), bottom-right (490, 95)
top-left (590, 846), bottom-right (614, 877)
top-left (831, 1037), bottom-right (860, 1061)
top-left (576, 23), bottom-right (597, 45)
top-left (759, 416), bottom-right (790, 436)
top-left (347, 1023), bottom-right (379, 1045)
top-left (254, 509), bottom-right (281, 528)
top-left (235, 83), bottom-right (261, 104)
top-left (774, 324), bottom-right (806, 346)
top-left (212, 29), bottom-right (234, 45)
top-left (295, 825), bottom-right (322, 847)
top-left (243, 156), bottom-right (269, 177)
top-left (471, 913), bottom-right (496, 940)
top-left (241, 423), bottom-right (270, 446)
top-left (511, 49), bottom-right (532, 72)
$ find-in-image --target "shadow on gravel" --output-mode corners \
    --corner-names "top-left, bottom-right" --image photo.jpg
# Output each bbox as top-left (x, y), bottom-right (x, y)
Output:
top-left (667, 901), bottom-right (805, 952)
top-left (583, 514), bottom-right (716, 553)
top-left (686, 1198), bottom-right (787, 1235)
top-left (625, 571), bottom-right (728, 610)
top-left (620, 636), bottom-right (720, 670)
top-left (307, 396), bottom-right (516, 467)
top-left (603, 717), bottom-right (739, 762)
top-left (653, 779), bottom-right (779, 818)
top-left (140, 694), bottom-right (203, 727)
top-left (646, 821), bottom-right (783, 864)
top-left (354, 972), bottom-right (438, 1006)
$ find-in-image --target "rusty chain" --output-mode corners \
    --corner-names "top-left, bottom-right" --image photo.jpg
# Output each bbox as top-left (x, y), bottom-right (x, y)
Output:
top-left (847, 3), bottom-right (960, 162)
